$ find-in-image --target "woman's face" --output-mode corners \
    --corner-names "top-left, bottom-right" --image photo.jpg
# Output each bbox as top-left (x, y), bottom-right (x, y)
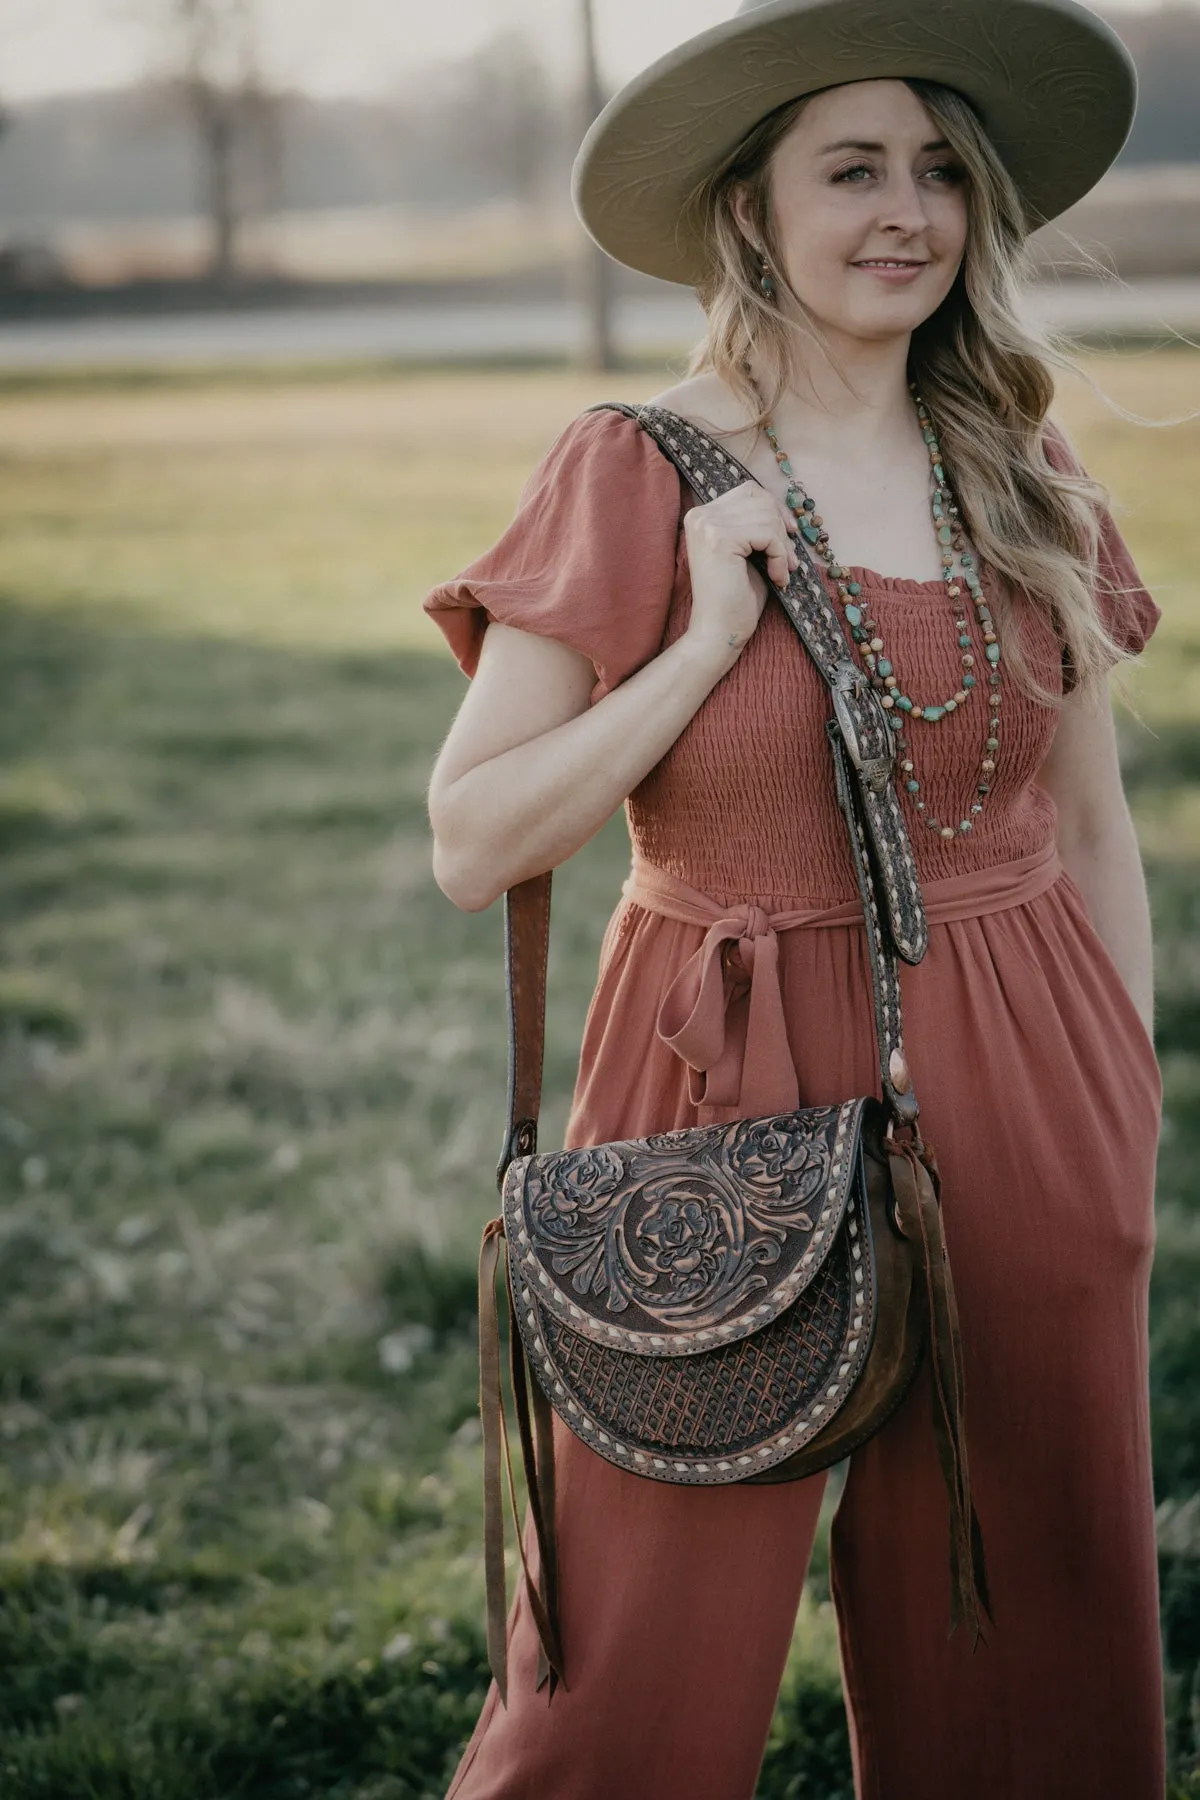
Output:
top-left (737, 79), bottom-right (970, 346)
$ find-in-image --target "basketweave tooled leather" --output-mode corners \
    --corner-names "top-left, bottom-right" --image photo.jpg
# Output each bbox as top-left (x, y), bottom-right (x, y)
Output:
top-left (478, 407), bottom-right (989, 1703)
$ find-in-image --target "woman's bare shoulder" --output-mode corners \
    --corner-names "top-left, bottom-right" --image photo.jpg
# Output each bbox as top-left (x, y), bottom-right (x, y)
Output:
top-left (646, 372), bottom-right (758, 459)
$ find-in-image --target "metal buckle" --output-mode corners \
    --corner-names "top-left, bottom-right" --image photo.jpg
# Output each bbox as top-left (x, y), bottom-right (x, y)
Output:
top-left (830, 661), bottom-right (894, 796)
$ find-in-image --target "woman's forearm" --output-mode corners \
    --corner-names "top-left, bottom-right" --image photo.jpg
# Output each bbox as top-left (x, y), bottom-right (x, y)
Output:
top-left (1058, 810), bottom-right (1155, 1038)
top-left (431, 627), bottom-right (737, 910)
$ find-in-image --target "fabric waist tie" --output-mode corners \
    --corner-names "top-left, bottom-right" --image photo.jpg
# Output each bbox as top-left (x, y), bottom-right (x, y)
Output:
top-left (623, 840), bottom-right (1063, 1117)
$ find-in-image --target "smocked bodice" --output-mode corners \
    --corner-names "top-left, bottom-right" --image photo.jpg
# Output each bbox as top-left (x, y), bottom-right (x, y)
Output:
top-left (630, 543), bottom-right (1064, 908)
top-left (424, 407), bottom-right (1156, 912)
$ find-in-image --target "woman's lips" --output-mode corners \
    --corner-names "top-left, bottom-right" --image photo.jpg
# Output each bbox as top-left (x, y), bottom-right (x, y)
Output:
top-left (852, 260), bottom-right (930, 283)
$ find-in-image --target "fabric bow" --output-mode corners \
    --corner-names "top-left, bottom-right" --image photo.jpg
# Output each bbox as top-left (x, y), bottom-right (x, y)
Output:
top-left (657, 905), bottom-right (800, 1115)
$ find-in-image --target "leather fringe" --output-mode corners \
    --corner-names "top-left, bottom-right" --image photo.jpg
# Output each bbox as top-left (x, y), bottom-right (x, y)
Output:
top-left (478, 1218), bottom-right (566, 1706)
top-left (887, 1141), bottom-right (992, 1645)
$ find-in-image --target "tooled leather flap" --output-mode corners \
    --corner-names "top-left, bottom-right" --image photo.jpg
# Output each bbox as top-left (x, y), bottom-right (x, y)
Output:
top-left (501, 1099), bottom-right (869, 1358)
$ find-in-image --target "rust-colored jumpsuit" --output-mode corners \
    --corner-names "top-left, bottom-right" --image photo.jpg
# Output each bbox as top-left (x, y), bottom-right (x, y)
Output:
top-left (425, 410), bottom-right (1165, 1799)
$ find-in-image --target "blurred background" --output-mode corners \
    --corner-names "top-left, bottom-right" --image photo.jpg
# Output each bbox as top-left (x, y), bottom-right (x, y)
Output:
top-left (0, 3), bottom-right (1198, 1797)
top-left (6, 0), bottom-right (1200, 359)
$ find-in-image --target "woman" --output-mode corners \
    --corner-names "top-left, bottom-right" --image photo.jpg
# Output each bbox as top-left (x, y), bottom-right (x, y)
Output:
top-left (425, 1), bottom-right (1164, 1794)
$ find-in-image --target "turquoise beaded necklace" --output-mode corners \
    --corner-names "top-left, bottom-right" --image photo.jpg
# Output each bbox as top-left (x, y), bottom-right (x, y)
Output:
top-left (764, 390), bottom-right (1002, 842)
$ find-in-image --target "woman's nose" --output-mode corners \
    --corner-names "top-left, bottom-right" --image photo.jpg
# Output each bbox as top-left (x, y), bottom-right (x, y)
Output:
top-left (878, 174), bottom-right (931, 234)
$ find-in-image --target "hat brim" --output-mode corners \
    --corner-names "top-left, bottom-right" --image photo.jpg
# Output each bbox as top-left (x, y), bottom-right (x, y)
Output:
top-left (572, 0), bottom-right (1136, 286)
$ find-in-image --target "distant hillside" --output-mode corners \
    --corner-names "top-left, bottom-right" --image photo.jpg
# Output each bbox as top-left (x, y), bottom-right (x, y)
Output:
top-left (0, 44), bottom-right (568, 232)
top-left (0, 86), bottom-right (465, 228)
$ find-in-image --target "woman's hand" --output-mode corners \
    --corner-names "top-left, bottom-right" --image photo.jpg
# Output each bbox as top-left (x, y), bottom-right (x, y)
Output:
top-left (682, 481), bottom-right (799, 669)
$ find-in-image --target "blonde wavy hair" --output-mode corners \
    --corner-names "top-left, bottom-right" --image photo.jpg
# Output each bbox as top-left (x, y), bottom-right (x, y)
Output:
top-left (683, 80), bottom-right (1131, 697)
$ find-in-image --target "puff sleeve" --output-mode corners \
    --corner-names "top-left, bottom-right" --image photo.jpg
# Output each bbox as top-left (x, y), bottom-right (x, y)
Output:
top-left (1041, 420), bottom-right (1161, 690)
top-left (423, 408), bottom-right (685, 702)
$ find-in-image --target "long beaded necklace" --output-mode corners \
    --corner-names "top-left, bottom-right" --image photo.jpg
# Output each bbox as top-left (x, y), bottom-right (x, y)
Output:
top-left (764, 391), bottom-right (1002, 841)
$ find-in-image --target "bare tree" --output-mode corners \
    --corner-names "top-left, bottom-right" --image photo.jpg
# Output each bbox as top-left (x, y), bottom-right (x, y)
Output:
top-left (181, 3), bottom-right (236, 280)
top-left (409, 32), bottom-right (570, 210)
top-left (454, 33), bottom-right (561, 208)
top-left (153, 0), bottom-right (281, 284)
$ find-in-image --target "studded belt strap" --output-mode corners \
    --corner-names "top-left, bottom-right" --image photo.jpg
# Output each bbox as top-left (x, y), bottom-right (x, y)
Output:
top-left (497, 402), bottom-right (930, 1186)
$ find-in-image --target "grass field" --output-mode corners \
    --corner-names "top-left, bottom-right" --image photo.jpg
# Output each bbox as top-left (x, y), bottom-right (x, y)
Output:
top-left (0, 356), bottom-right (1197, 1797)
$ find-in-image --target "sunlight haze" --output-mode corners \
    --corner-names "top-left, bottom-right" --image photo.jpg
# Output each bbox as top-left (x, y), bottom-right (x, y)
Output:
top-left (0, 0), bottom-right (1178, 103)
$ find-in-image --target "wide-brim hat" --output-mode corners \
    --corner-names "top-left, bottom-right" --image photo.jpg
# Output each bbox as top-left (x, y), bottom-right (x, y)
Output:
top-left (572, 0), bottom-right (1137, 286)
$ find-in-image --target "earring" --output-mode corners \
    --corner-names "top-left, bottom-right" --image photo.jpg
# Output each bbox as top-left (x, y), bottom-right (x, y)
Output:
top-left (758, 249), bottom-right (775, 300)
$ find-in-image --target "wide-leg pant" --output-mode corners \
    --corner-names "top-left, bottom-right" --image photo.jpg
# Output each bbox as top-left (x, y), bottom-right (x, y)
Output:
top-left (446, 1176), bottom-right (1164, 1800)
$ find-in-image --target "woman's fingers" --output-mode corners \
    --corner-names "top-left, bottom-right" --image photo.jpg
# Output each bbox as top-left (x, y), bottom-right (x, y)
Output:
top-left (732, 484), bottom-right (801, 580)
top-left (744, 519), bottom-right (798, 592)
top-left (682, 481), bottom-right (803, 656)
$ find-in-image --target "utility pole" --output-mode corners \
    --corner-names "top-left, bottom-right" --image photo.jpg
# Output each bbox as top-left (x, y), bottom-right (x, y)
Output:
top-left (578, 0), bottom-right (615, 370)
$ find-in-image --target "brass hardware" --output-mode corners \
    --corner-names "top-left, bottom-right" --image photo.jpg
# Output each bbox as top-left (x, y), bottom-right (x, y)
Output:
top-left (830, 661), bottom-right (895, 795)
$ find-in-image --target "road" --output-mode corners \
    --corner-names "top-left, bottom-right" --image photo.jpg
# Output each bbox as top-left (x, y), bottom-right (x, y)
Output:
top-left (1, 280), bottom-right (1198, 370)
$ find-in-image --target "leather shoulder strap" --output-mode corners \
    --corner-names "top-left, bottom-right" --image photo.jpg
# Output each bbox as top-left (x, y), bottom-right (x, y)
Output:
top-left (595, 402), bottom-right (927, 965)
top-left (497, 401), bottom-right (927, 1182)
top-left (497, 874), bottom-right (551, 1187)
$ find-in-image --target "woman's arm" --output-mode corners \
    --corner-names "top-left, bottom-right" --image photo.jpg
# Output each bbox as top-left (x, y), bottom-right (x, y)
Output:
top-left (428, 482), bottom-right (798, 911)
top-left (1038, 678), bottom-right (1155, 1037)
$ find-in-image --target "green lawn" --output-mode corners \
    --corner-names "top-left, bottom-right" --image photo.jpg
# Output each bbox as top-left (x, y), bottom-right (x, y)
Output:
top-left (0, 359), bottom-right (1197, 1797)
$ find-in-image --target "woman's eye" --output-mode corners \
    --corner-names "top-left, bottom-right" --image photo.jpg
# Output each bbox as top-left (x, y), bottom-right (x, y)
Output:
top-left (831, 159), bottom-right (966, 185)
